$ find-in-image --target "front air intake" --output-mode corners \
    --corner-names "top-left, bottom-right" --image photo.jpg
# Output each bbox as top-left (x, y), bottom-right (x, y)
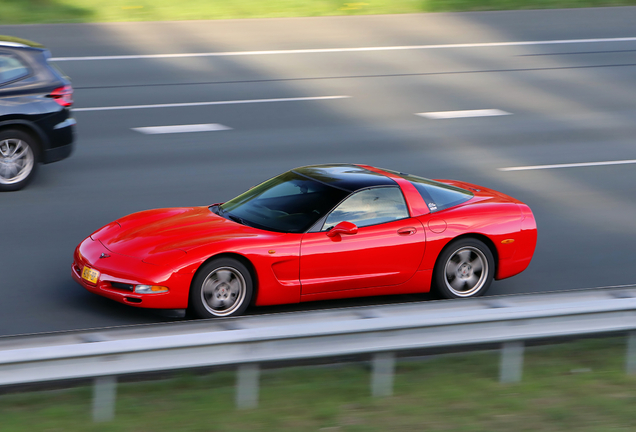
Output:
top-left (110, 282), bottom-right (134, 292)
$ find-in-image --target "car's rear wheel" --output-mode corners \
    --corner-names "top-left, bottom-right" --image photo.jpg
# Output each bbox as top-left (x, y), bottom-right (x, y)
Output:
top-left (189, 258), bottom-right (253, 318)
top-left (0, 129), bottom-right (38, 192)
top-left (433, 238), bottom-right (494, 299)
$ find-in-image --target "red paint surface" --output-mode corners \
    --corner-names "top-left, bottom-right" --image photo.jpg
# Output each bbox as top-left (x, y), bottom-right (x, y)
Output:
top-left (300, 218), bottom-right (426, 294)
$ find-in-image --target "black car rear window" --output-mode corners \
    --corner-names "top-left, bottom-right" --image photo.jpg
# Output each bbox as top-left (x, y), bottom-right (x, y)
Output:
top-left (382, 169), bottom-right (474, 212)
top-left (0, 54), bottom-right (28, 85)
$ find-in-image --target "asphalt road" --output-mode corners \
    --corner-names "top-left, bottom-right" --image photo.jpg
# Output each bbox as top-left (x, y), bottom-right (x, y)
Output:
top-left (1, 8), bottom-right (636, 337)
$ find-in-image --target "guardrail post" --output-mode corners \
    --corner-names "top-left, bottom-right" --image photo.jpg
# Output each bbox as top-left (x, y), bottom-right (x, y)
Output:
top-left (500, 341), bottom-right (524, 383)
top-left (627, 331), bottom-right (636, 374)
top-left (93, 376), bottom-right (116, 422)
top-left (371, 352), bottom-right (395, 397)
top-left (236, 363), bottom-right (259, 409)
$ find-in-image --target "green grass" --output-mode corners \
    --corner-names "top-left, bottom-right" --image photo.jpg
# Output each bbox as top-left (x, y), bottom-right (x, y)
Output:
top-left (2, 0), bottom-right (636, 24)
top-left (2, 337), bottom-right (636, 431)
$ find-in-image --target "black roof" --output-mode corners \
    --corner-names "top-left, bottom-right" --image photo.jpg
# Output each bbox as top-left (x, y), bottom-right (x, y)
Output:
top-left (293, 164), bottom-right (396, 192)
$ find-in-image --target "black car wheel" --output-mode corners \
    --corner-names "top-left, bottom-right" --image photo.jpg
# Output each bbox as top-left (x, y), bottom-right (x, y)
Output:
top-left (189, 258), bottom-right (253, 318)
top-left (433, 238), bottom-right (495, 299)
top-left (0, 129), bottom-right (38, 192)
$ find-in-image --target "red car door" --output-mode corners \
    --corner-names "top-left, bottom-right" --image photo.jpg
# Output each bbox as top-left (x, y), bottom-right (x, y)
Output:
top-left (299, 187), bottom-right (426, 295)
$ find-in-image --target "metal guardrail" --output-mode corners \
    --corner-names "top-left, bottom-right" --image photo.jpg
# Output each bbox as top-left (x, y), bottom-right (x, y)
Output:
top-left (2, 286), bottom-right (636, 422)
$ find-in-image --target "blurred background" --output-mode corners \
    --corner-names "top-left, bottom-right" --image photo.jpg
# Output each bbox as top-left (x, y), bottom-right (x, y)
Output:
top-left (1, 1), bottom-right (636, 430)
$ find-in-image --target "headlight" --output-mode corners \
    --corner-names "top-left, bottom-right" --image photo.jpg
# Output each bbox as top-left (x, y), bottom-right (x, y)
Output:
top-left (134, 285), bottom-right (169, 294)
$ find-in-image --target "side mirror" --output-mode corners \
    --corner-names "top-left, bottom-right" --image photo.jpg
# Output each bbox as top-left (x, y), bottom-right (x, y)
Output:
top-left (326, 221), bottom-right (358, 237)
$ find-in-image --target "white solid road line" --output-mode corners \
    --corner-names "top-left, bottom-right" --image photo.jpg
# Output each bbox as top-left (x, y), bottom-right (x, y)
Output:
top-left (73, 95), bottom-right (350, 112)
top-left (417, 109), bottom-right (511, 119)
top-left (499, 159), bottom-right (636, 171)
top-left (133, 124), bottom-right (232, 134)
top-left (51, 37), bottom-right (636, 62)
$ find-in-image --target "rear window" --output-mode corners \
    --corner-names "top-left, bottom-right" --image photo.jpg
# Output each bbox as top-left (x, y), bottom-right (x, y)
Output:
top-left (0, 54), bottom-right (28, 85)
top-left (383, 169), bottom-right (474, 212)
top-left (47, 60), bottom-right (69, 80)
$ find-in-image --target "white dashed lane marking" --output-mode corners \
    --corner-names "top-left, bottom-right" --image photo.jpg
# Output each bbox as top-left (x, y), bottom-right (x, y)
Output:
top-left (73, 95), bottom-right (351, 112)
top-left (416, 109), bottom-right (511, 119)
top-left (51, 37), bottom-right (636, 61)
top-left (499, 159), bottom-right (636, 171)
top-left (132, 124), bottom-right (232, 134)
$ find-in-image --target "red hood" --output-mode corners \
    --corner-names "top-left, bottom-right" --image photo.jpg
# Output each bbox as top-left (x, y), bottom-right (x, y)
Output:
top-left (91, 207), bottom-right (257, 262)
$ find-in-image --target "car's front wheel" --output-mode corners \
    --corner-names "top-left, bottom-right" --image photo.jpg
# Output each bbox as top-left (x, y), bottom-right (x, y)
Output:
top-left (0, 129), bottom-right (38, 192)
top-left (189, 258), bottom-right (253, 318)
top-left (433, 238), bottom-right (495, 299)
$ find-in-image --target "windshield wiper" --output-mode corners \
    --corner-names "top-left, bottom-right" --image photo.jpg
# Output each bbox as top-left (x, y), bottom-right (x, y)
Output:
top-left (210, 204), bottom-right (225, 216)
top-left (227, 213), bottom-right (252, 227)
top-left (211, 205), bottom-right (256, 228)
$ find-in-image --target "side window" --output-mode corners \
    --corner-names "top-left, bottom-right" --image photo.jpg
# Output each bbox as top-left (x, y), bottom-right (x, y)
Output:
top-left (323, 187), bottom-right (409, 230)
top-left (0, 54), bottom-right (29, 85)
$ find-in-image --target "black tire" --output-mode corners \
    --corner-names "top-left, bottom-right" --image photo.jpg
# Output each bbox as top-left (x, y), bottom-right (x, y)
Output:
top-left (189, 258), bottom-right (253, 318)
top-left (433, 238), bottom-right (495, 299)
top-left (0, 129), bottom-right (39, 192)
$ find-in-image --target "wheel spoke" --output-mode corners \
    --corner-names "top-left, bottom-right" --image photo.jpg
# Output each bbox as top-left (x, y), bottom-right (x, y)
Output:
top-left (455, 249), bottom-right (471, 263)
top-left (7, 141), bottom-right (20, 157)
top-left (228, 279), bottom-right (241, 298)
top-left (445, 260), bottom-right (460, 279)
top-left (13, 145), bottom-right (28, 160)
top-left (8, 164), bottom-right (18, 179)
top-left (209, 295), bottom-right (224, 308)
top-left (469, 257), bottom-right (483, 273)
top-left (215, 270), bottom-right (232, 283)
top-left (449, 277), bottom-right (465, 291)
top-left (465, 274), bottom-right (479, 288)
top-left (201, 279), bottom-right (217, 296)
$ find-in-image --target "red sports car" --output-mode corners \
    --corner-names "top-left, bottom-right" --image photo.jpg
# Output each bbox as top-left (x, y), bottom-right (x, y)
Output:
top-left (72, 164), bottom-right (537, 318)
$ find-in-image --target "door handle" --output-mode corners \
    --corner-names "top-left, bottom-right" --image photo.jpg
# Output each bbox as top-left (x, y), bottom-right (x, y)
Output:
top-left (397, 227), bottom-right (417, 236)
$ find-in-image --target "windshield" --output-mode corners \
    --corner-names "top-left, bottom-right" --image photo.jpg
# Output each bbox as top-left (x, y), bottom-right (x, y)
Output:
top-left (217, 171), bottom-right (350, 233)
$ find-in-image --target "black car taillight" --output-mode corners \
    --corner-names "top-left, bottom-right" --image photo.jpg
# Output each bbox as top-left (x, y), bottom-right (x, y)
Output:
top-left (49, 85), bottom-right (73, 107)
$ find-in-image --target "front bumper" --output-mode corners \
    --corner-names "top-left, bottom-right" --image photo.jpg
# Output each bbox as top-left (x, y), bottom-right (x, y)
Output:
top-left (72, 237), bottom-right (191, 309)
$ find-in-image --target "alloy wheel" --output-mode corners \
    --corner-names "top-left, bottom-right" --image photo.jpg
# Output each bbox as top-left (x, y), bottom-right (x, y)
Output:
top-left (200, 266), bottom-right (247, 316)
top-left (443, 246), bottom-right (488, 297)
top-left (0, 138), bottom-right (34, 185)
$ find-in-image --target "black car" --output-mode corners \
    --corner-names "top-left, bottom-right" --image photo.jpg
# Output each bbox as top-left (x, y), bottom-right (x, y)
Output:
top-left (0, 35), bottom-right (75, 191)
